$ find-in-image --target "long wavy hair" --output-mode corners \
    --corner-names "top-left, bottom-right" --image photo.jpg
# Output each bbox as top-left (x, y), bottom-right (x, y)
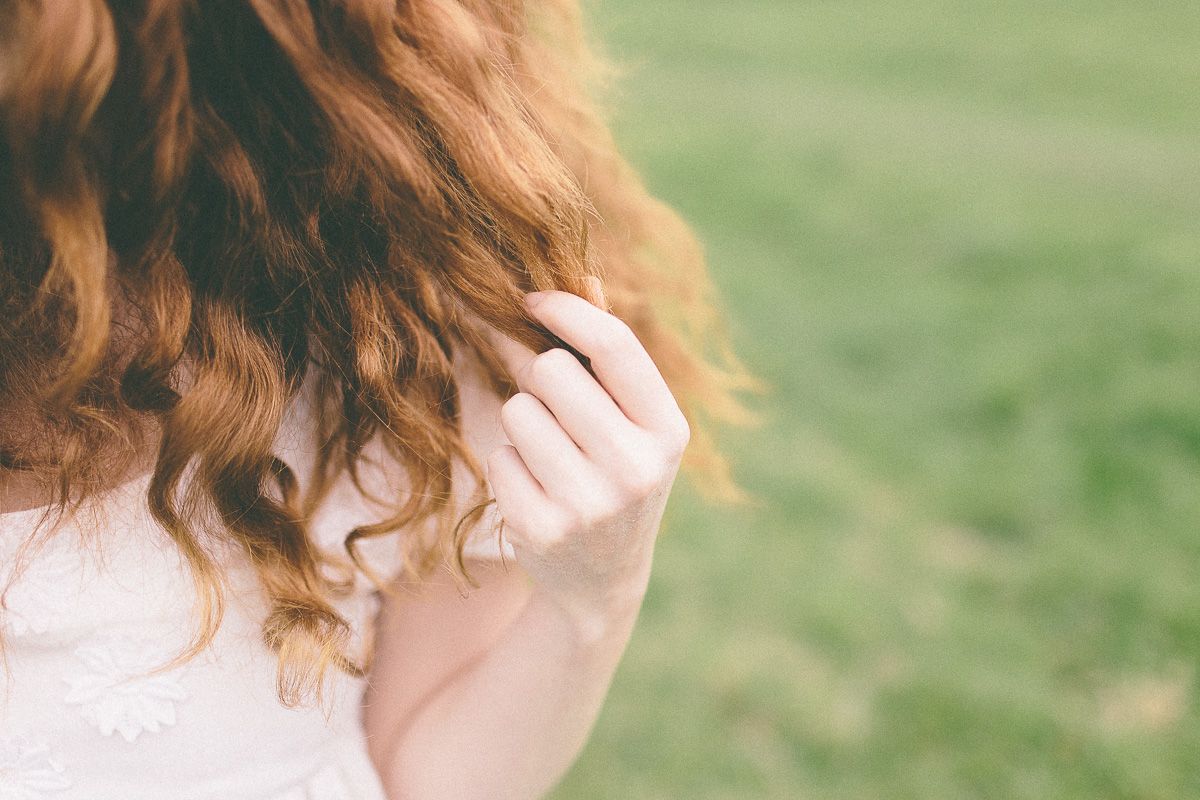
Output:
top-left (0, 0), bottom-right (752, 704)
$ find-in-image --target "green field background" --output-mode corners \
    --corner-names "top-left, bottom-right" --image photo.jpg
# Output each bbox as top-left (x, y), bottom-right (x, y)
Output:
top-left (548, 2), bottom-right (1200, 798)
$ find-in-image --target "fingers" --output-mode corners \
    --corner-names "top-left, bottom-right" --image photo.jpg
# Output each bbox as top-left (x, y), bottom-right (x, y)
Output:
top-left (479, 286), bottom-right (686, 606)
top-left (498, 391), bottom-right (594, 501)
top-left (524, 291), bottom-right (689, 444)
top-left (512, 347), bottom-right (633, 458)
top-left (485, 444), bottom-right (554, 537)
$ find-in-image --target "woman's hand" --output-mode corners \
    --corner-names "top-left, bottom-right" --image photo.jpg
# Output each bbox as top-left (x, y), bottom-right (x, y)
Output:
top-left (486, 288), bottom-right (690, 631)
top-left (367, 288), bottom-right (688, 798)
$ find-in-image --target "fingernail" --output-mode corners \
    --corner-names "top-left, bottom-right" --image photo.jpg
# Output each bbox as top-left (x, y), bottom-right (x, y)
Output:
top-left (524, 292), bottom-right (546, 309)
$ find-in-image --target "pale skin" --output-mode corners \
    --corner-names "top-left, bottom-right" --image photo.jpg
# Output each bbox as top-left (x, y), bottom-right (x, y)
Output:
top-left (363, 287), bottom-right (690, 799)
top-left (0, 285), bottom-right (684, 796)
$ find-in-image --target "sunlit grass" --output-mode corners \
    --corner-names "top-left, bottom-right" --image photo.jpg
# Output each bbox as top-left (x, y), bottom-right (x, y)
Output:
top-left (549, 2), bottom-right (1200, 798)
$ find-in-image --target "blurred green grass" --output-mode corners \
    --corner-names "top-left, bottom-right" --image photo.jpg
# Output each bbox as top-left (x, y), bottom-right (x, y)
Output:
top-left (548, 2), bottom-right (1200, 798)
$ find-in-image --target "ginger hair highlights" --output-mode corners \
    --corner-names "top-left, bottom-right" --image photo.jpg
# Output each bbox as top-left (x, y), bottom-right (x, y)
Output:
top-left (0, 0), bottom-right (752, 704)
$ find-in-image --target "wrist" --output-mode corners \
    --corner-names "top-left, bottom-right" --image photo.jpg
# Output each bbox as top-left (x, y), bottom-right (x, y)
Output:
top-left (527, 576), bottom-right (646, 650)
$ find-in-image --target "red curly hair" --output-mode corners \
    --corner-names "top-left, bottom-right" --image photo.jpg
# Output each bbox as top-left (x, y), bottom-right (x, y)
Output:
top-left (0, 0), bottom-right (751, 704)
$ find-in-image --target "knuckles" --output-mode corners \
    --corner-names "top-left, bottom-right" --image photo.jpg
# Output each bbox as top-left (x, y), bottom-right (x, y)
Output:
top-left (608, 436), bottom-right (673, 498)
top-left (525, 347), bottom-right (579, 389)
top-left (528, 503), bottom-right (591, 545)
top-left (500, 391), bottom-right (542, 427)
top-left (565, 487), bottom-right (625, 532)
top-left (664, 414), bottom-right (691, 458)
top-left (614, 458), bottom-right (664, 498)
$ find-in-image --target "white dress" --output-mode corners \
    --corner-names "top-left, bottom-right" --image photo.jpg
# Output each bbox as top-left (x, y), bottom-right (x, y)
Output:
top-left (0, 468), bottom-right (392, 799)
top-left (0, 383), bottom-right (508, 799)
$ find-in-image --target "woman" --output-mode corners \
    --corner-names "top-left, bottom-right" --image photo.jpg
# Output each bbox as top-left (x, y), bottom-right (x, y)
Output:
top-left (0, 0), bottom-right (747, 797)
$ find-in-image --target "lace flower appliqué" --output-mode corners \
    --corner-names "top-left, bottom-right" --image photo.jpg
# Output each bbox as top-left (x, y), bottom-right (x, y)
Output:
top-left (63, 633), bottom-right (189, 742)
top-left (0, 737), bottom-right (71, 798)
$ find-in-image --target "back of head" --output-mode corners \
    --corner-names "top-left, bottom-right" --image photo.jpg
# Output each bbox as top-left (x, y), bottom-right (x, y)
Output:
top-left (0, 0), bottom-right (751, 704)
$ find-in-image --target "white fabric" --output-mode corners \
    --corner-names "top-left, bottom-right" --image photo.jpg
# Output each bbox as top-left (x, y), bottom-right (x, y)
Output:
top-left (0, 366), bottom-right (510, 798)
top-left (0, 471), bottom-right (391, 800)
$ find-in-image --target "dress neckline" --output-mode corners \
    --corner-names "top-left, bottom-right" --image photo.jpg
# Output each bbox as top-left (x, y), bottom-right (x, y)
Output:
top-left (0, 470), bottom-right (154, 523)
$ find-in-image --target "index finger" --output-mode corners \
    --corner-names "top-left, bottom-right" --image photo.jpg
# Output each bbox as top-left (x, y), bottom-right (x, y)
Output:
top-left (523, 290), bottom-right (685, 433)
top-left (476, 279), bottom-right (604, 381)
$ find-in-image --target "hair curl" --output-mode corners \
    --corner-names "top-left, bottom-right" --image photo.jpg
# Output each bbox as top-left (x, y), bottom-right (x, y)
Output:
top-left (0, 0), bottom-right (753, 704)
